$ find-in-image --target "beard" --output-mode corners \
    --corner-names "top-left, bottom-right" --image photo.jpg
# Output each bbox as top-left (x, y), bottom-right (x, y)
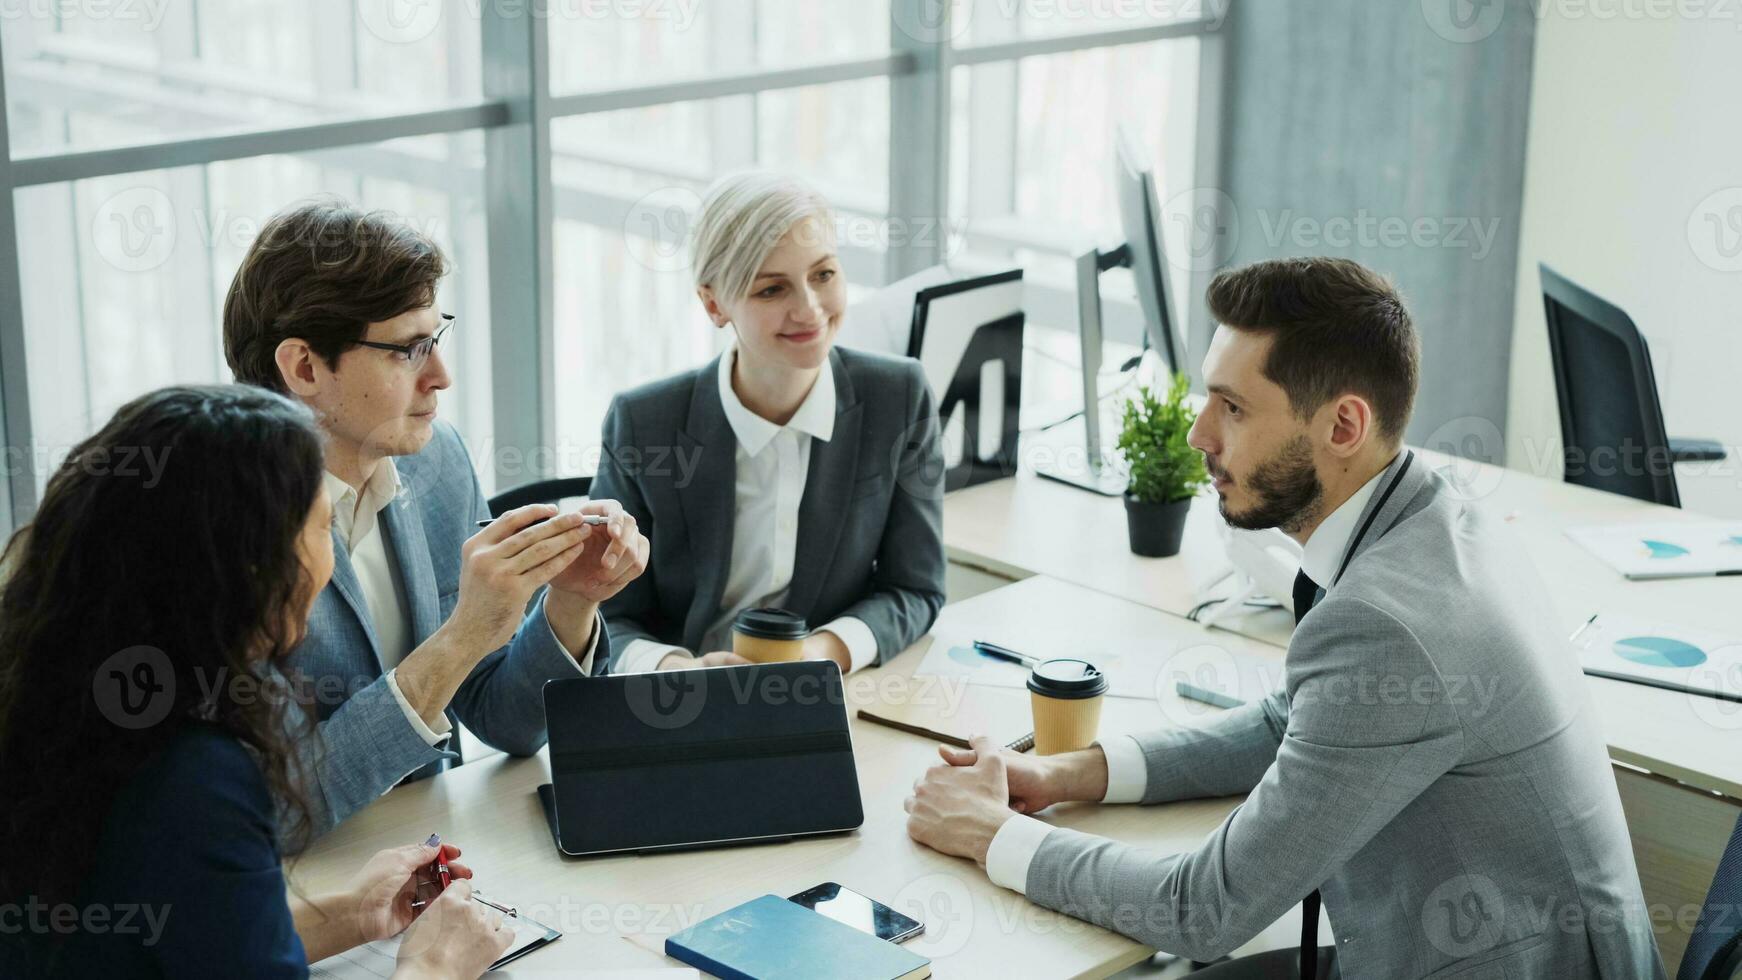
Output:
top-left (1213, 434), bottom-right (1324, 535)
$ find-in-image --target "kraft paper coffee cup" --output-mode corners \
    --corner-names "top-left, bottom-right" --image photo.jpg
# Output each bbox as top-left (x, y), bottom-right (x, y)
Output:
top-left (731, 607), bottom-right (807, 663)
top-left (1027, 659), bottom-right (1107, 756)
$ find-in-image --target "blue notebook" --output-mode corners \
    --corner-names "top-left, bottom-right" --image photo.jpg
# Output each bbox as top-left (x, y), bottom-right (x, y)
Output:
top-left (666, 894), bottom-right (931, 980)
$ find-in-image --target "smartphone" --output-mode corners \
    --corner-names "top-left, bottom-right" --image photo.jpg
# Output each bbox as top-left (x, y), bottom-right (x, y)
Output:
top-left (787, 882), bottom-right (924, 944)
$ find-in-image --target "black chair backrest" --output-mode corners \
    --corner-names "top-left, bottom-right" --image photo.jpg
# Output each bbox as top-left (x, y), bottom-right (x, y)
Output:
top-left (488, 476), bottom-right (593, 518)
top-left (1681, 811), bottom-right (1742, 980)
top-left (1540, 263), bottom-right (1680, 507)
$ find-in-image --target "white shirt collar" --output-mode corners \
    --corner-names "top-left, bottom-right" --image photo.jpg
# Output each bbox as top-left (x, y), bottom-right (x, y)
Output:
top-left (716, 343), bottom-right (836, 456)
top-left (1298, 458), bottom-right (1394, 589)
top-left (324, 459), bottom-right (401, 550)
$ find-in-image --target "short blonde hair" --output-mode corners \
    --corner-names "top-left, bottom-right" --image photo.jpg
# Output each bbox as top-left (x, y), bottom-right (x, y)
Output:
top-left (690, 171), bottom-right (833, 303)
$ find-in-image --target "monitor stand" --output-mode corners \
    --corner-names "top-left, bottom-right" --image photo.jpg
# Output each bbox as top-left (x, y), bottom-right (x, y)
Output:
top-left (1031, 415), bottom-right (1129, 496)
top-left (1032, 243), bottom-right (1137, 498)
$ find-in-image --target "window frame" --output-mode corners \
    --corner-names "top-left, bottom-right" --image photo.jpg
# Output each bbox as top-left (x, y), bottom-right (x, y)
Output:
top-left (0, 0), bottom-right (1228, 526)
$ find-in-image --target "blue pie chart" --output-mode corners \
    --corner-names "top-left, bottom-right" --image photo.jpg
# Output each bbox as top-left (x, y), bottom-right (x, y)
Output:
top-left (1641, 539), bottom-right (1690, 559)
top-left (948, 645), bottom-right (996, 668)
top-left (1613, 636), bottom-right (1707, 669)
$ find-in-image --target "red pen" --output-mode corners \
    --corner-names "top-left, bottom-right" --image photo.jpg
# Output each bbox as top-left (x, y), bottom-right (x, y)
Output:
top-left (411, 833), bottom-right (449, 910)
top-left (434, 844), bottom-right (452, 890)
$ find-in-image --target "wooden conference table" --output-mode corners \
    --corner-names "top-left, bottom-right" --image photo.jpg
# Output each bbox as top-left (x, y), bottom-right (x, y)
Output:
top-left (293, 446), bottom-right (1738, 976)
top-left (292, 575), bottom-right (1287, 978)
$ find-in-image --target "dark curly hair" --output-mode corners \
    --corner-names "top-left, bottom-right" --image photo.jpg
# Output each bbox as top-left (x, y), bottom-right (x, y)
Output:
top-left (0, 384), bottom-right (326, 906)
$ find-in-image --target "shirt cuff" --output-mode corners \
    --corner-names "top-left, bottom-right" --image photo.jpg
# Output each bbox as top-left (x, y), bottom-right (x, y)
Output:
top-left (1099, 734), bottom-right (1148, 803)
top-left (385, 667), bottom-right (451, 746)
top-left (985, 813), bottom-right (1055, 894)
top-left (619, 637), bottom-right (691, 675)
top-left (817, 616), bottom-right (878, 674)
top-left (541, 598), bottom-right (603, 675)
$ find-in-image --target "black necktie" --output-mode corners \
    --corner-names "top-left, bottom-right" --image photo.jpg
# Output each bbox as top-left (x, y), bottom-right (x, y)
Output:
top-left (1292, 569), bottom-right (1321, 625)
top-left (1292, 568), bottom-right (1323, 978)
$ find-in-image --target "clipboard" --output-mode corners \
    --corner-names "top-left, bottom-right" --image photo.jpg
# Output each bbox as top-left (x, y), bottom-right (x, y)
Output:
top-left (855, 682), bottom-right (1036, 753)
top-left (307, 896), bottom-right (561, 978)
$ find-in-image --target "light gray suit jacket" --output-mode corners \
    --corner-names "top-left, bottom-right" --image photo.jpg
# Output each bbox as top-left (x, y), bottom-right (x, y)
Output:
top-left (277, 421), bottom-right (607, 840)
top-left (590, 346), bottom-right (946, 669)
top-left (1024, 452), bottom-right (1665, 979)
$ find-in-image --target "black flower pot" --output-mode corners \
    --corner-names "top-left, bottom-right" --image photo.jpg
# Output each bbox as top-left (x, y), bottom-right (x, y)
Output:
top-left (1124, 493), bottom-right (1192, 558)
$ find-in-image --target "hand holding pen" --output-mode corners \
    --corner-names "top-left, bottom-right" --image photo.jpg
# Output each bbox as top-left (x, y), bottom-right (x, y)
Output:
top-left (410, 834), bottom-right (517, 918)
top-left (342, 836), bottom-right (476, 945)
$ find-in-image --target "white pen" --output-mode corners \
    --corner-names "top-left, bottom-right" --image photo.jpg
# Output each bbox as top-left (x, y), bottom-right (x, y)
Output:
top-left (474, 895), bottom-right (518, 917)
top-left (476, 514), bottom-right (609, 529)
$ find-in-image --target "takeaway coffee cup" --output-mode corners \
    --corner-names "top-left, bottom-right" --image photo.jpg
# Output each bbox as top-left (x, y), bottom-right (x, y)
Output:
top-left (1027, 658), bottom-right (1108, 755)
top-left (731, 607), bottom-right (808, 663)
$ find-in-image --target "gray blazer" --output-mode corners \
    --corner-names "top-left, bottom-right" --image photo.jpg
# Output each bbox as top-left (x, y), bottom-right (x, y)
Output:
top-left (1023, 452), bottom-right (1665, 979)
top-left (590, 346), bottom-right (946, 670)
top-left (277, 421), bottom-right (608, 839)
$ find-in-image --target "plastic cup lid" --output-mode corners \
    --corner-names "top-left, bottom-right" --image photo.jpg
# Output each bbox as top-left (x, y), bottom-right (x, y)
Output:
top-left (1027, 658), bottom-right (1108, 699)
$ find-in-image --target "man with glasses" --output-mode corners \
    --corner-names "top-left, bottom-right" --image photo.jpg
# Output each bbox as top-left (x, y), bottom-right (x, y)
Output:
top-left (223, 198), bottom-right (650, 839)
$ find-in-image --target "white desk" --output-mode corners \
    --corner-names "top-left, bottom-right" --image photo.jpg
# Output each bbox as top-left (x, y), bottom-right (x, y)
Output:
top-left (944, 448), bottom-right (1742, 798)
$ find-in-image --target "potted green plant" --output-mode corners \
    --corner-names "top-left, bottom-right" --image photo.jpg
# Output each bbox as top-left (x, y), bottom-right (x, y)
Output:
top-left (1116, 373), bottom-right (1208, 557)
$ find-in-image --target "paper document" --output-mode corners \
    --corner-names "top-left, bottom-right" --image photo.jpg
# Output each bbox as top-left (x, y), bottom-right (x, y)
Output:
top-left (1573, 613), bottom-right (1742, 704)
top-left (309, 896), bottom-right (560, 978)
top-left (1565, 521), bottom-right (1742, 580)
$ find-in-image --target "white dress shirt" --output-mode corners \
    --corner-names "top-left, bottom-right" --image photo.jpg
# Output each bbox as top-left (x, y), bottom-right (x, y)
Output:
top-left (615, 344), bottom-right (878, 675)
top-left (326, 462), bottom-right (598, 748)
top-left (983, 461), bottom-right (1394, 893)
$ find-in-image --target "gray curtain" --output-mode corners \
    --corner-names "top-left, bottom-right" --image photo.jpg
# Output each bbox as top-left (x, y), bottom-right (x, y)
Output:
top-left (1197, 0), bottom-right (1537, 462)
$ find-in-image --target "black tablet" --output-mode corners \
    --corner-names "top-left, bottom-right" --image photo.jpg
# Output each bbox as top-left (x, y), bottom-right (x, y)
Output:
top-left (538, 661), bottom-right (864, 856)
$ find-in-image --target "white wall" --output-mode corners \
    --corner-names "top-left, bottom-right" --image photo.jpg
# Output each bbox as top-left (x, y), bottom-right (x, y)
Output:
top-left (1508, 14), bottom-right (1742, 517)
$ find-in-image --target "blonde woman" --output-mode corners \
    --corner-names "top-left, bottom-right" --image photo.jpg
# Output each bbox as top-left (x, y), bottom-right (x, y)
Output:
top-left (593, 172), bottom-right (946, 675)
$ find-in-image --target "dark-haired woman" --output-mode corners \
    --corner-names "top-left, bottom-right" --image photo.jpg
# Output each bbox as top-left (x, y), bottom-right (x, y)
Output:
top-left (0, 385), bottom-right (509, 979)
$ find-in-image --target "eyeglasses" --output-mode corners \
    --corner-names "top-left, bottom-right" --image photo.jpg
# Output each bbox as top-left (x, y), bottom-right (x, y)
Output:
top-left (352, 313), bottom-right (454, 368)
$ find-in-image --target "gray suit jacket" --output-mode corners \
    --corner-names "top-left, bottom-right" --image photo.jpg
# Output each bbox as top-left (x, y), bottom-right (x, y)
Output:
top-left (277, 421), bottom-right (607, 839)
top-left (1024, 452), bottom-right (1665, 979)
top-left (590, 346), bottom-right (946, 670)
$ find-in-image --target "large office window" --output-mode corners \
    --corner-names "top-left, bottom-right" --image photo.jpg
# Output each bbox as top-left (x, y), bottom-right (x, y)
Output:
top-left (0, 1), bottom-right (1222, 525)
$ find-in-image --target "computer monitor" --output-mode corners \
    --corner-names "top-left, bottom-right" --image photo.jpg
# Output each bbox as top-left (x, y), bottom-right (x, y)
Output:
top-left (1116, 126), bottom-right (1186, 373)
top-left (1035, 129), bottom-right (1187, 496)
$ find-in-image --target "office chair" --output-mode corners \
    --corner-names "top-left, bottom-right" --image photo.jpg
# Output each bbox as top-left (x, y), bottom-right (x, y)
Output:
top-left (1680, 811), bottom-right (1742, 980)
top-left (487, 476), bottom-right (593, 518)
top-left (1539, 263), bottom-right (1726, 507)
